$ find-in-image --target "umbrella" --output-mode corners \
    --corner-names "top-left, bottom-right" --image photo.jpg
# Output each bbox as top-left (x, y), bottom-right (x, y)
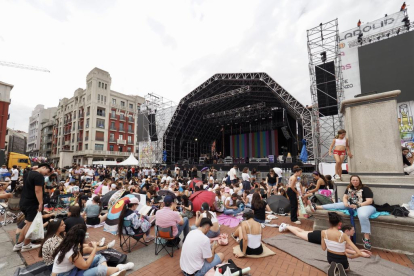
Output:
top-left (189, 190), bottom-right (216, 212)
top-left (101, 190), bottom-right (117, 208)
top-left (201, 167), bottom-right (209, 172)
top-left (267, 195), bottom-right (291, 214)
top-left (300, 139), bottom-right (308, 163)
top-left (107, 189), bottom-right (126, 210)
top-left (104, 194), bottom-right (138, 235)
top-left (189, 178), bottom-right (203, 190)
top-left (158, 189), bottom-right (176, 198)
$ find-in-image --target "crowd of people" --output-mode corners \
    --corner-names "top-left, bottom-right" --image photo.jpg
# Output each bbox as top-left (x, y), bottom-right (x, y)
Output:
top-left (0, 132), bottom-right (380, 276)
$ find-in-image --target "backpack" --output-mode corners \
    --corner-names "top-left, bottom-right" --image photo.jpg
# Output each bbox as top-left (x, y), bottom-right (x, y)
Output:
top-left (391, 206), bottom-right (409, 217)
top-left (311, 194), bottom-right (333, 205)
top-left (214, 259), bottom-right (242, 275)
top-left (97, 248), bottom-right (127, 266)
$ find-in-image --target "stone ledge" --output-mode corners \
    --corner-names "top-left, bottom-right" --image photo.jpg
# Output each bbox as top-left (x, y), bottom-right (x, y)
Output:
top-left (312, 209), bottom-right (414, 254)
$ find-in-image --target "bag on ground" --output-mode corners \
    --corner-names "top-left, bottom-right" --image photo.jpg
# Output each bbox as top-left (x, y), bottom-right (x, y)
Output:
top-left (391, 206), bottom-right (409, 217)
top-left (97, 248), bottom-right (127, 266)
top-left (25, 212), bottom-right (44, 240)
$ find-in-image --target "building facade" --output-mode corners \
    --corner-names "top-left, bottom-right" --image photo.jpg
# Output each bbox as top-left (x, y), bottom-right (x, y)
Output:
top-left (39, 120), bottom-right (54, 158)
top-left (0, 81), bottom-right (13, 150)
top-left (50, 68), bottom-right (145, 166)
top-left (27, 105), bottom-right (57, 157)
top-left (5, 128), bottom-right (27, 156)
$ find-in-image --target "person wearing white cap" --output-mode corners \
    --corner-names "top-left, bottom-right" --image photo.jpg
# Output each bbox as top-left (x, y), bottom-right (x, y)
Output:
top-left (118, 197), bottom-right (155, 243)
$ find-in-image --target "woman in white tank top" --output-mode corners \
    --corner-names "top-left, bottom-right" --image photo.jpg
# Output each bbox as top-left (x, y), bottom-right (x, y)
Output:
top-left (231, 211), bottom-right (263, 257)
top-left (328, 129), bottom-right (353, 180)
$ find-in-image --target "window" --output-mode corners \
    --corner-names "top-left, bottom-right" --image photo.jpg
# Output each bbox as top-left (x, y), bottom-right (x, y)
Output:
top-left (98, 82), bottom-right (101, 88)
top-left (86, 118), bottom-right (89, 128)
top-left (121, 101), bottom-right (125, 107)
top-left (119, 146), bottom-right (123, 152)
top-left (128, 124), bottom-right (132, 132)
top-left (85, 131), bottom-right (89, 140)
top-left (119, 122), bottom-right (124, 131)
top-left (73, 111), bottom-right (76, 119)
top-left (112, 99), bottom-right (116, 104)
top-left (119, 134), bottom-right (123, 140)
top-left (110, 133), bottom-right (115, 142)
top-left (97, 108), bottom-right (105, 117)
top-left (120, 114), bottom-right (125, 120)
top-left (96, 131), bottom-right (104, 141)
top-left (95, 144), bottom-right (104, 150)
top-left (128, 116), bottom-right (133, 122)
top-left (96, 118), bottom-right (105, 128)
top-left (109, 145), bottom-right (114, 151)
top-left (110, 121), bottom-right (115, 130)
top-left (128, 136), bottom-right (132, 143)
top-left (72, 146), bottom-right (74, 151)
top-left (104, 96), bottom-right (106, 103)
top-left (85, 144), bottom-right (88, 150)
top-left (105, 84), bottom-right (107, 90)
top-left (129, 103), bottom-right (133, 109)
top-left (98, 94), bottom-right (101, 100)
top-left (127, 147), bottom-right (131, 152)
top-left (111, 110), bottom-right (116, 118)
top-left (87, 106), bottom-right (90, 116)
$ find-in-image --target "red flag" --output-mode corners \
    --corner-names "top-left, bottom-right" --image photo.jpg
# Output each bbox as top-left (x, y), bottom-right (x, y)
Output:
top-left (357, 20), bottom-right (361, 27)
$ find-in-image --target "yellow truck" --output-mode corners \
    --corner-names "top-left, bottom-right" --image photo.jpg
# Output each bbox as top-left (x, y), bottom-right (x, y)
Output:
top-left (7, 152), bottom-right (31, 169)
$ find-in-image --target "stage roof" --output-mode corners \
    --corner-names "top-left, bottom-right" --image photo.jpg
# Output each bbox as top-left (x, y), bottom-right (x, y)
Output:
top-left (163, 72), bottom-right (313, 161)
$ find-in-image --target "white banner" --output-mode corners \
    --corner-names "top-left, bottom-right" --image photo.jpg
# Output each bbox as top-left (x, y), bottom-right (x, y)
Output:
top-left (339, 11), bottom-right (406, 99)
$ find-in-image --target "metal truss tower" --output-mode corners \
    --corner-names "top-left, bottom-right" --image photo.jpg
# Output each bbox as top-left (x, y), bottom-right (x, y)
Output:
top-left (307, 19), bottom-right (344, 166)
top-left (138, 93), bottom-right (176, 166)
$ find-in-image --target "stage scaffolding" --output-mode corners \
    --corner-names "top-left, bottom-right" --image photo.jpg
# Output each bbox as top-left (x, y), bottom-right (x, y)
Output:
top-left (307, 19), bottom-right (344, 166)
top-left (138, 93), bottom-right (176, 166)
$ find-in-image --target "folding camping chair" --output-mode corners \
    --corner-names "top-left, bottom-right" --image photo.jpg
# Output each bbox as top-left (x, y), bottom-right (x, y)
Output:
top-left (0, 196), bottom-right (22, 226)
top-left (155, 226), bottom-right (179, 257)
top-left (54, 193), bottom-right (73, 215)
top-left (119, 220), bottom-right (147, 253)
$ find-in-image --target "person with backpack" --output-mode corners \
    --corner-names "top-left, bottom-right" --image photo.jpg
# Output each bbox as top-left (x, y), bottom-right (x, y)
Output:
top-left (303, 171), bottom-right (330, 212)
top-left (311, 175), bottom-right (376, 250)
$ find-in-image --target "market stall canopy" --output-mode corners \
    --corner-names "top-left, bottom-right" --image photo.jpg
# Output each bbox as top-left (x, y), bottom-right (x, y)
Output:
top-left (117, 154), bottom-right (139, 166)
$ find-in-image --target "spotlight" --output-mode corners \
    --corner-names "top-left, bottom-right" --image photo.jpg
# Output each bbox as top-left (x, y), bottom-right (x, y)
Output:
top-left (320, 51), bottom-right (327, 63)
top-left (402, 16), bottom-right (410, 30)
top-left (358, 33), bottom-right (363, 45)
top-left (195, 138), bottom-right (198, 141)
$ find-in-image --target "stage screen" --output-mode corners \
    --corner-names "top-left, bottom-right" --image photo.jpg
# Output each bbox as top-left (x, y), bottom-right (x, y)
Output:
top-left (358, 30), bottom-right (414, 103)
top-left (229, 130), bottom-right (278, 158)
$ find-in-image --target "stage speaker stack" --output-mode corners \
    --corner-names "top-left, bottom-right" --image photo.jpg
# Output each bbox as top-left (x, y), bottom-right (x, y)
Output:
top-left (315, 61), bottom-right (338, 116)
top-left (148, 113), bottom-right (158, 141)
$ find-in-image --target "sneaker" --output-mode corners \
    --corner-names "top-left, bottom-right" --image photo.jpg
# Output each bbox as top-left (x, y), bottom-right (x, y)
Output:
top-left (264, 223), bottom-right (279, 228)
top-left (279, 223), bottom-right (288, 232)
top-left (99, 238), bottom-right (105, 247)
top-left (21, 242), bottom-right (41, 252)
top-left (13, 242), bottom-right (23, 252)
top-left (336, 263), bottom-right (347, 276)
top-left (328, 261), bottom-right (337, 276)
top-left (265, 211), bottom-right (272, 214)
top-left (117, 262), bottom-right (134, 271)
top-left (111, 270), bottom-right (126, 276)
top-left (311, 203), bottom-right (316, 212)
top-left (293, 220), bottom-right (301, 225)
top-left (231, 232), bottom-right (240, 243)
top-left (106, 240), bottom-right (116, 249)
top-left (261, 223), bottom-right (266, 228)
top-left (362, 238), bottom-right (372, 250)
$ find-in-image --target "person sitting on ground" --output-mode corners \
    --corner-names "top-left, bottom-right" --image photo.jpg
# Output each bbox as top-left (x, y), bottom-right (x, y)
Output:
top-left (83, 196), bottom-right (108, 226)
top-left (51, 224), bottom-right (134, 276)
top-left (75, 194), bottom-right (89, 213)
top-left (117, 197), bottom-right (155, 243)
top-left (402, 147), bottom-right (414, 175)
top-left (321, 212), bottom-right (363, 274)
top-left (242, 190), bottom-right (252, 208)
top-left (191, 202), bottom-right (220, 238)
top-left (40, 219), bottom-right (116, 271)
top-left (65, 206), bottom-right (86, 233)
top-left (180, 218), bottom-right (224, 276)
top-left (312, 175), bottom-right (376, 250)
top-left (155, 195), bottom-right (189, 243)
top-left (223, 193), bottom-right (243, 216)
top-left (231, 210), bottom-right (263, 258)
top-left (278, 222), bottom-right (372, 258)
top-left (213, 189), bottom-right (225, 212)
top-left (180, 195), bottom-right (193, 218)
top-left (0, 180), bottom-right (13, 201)
top-left (251, 193), bottom-right (272, 224)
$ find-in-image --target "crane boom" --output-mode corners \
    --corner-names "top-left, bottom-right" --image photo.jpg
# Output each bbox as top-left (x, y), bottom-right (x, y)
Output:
top-left (0, 60), bottom-right (50, 72)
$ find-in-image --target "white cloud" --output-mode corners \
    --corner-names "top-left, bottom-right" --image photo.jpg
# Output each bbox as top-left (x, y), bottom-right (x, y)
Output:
top-left (0, 0), bottom-right (402, 131)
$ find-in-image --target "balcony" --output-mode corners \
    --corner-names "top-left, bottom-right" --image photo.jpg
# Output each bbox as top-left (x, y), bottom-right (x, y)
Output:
top-left (79, 113), bottom-right (84, 118)
top-left (117, 139), bottom-right (126, 145)
top-left (128, 117), bottom-right (134, 122)
top-left (85, 136), bottom-right (89, 141)
top-left (78, 125), bottom-right (83, 130)
top-left (118, 128), bottom-right (125, 132)
top-left (77, 137), bottom-right (83, 142)
top-left (110, 126), bottom-right (116, 131)
top-left (127, 140), bottom-right (134, 145)
top-left (128, 128), bottom-right (133, 133)
top-left (110, 114), bottom-right (116, 119)
top-left (64, 140), bottom-right (70, 145)
top-left (109, 138), bottom-right (116, 143)
top-left (119, 116), bottom-right (126, 121)
top-left (86, 112), bottom-right (90, 116)
top-left (81, 150), bottom-right (131, 156)
top-left (97, 112), bottom-right (106, 117)
top-left (96, 137), bottom-right (105, 142)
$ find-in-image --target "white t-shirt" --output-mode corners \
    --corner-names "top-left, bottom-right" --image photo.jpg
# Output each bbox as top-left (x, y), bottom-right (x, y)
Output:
top-left (101, 185), bottom-right (109, 195)
top-left (202, 211), bottom-right (218, 224)
top-left (229, 168), bottom-right (237, 180)
top-left (225, 197), bottom-right (234, 207)
top-left (11, 169), bottom-right (19, 181)
top-left (241, 173), bottom-right (250, 182)
top-left (52, 248), bottom-right (75, 273)
top-left (180, 229), bottom-right (212, 274)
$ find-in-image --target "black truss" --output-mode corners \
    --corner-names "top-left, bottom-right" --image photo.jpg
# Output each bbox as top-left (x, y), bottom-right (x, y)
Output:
top-left (163, 73), bottom-right (313, 163)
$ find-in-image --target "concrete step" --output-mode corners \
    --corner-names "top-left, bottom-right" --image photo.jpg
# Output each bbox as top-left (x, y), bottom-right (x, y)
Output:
top-left (337, 174), bottom-right (414, 185)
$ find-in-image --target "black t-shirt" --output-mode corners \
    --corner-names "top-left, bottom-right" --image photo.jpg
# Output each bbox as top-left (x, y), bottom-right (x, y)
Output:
top-left (20, 171), bottom-right (45, 207)
top-left (345, 186), bottom-right (374, 205)
top-left (252, 201), bottom-right (267, 221)
top-left (64, 216), bottom-right (86, 233)
top-left (403, 154), bottom-right (411, 166)
top-left (267, 174), bottom-right (277, 184)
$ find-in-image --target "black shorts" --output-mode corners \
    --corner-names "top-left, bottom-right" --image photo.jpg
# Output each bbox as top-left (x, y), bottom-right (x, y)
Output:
top-left (308, 230), bottom-right (322, 245)
top-left (327, 251), bottom-right (349, 270)
top-left (240, 239), bottom-right (263, 255)
top-left (20, 205), bottom-right (38, 222)
top-left (86, 216), bottom-right (100, 225)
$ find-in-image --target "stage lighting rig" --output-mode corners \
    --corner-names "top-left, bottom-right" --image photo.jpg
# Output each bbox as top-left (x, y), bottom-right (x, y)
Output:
top-left (402, 16), bottom-right (410, 30)
top-left (320, 51), bottom-right (327, 63)
top-left (358, 33), bottom-right (363, 45)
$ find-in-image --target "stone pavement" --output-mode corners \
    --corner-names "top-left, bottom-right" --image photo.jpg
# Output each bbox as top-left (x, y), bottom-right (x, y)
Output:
top-left (4, 214), bottom-right (414, 276)
top-left (0, 222), bottom-right (25, 275)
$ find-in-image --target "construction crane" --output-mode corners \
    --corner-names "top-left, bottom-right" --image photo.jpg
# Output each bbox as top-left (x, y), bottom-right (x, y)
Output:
top-left (0, 60), bottom-right (50, 73)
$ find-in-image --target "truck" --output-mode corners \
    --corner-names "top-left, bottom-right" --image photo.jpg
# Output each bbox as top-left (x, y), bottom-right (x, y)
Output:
top-left (7, 152), bottom-right (31, 169)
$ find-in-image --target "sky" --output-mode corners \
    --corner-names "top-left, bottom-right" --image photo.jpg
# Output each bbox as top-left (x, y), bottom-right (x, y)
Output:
top-left (0, 0), bottom-right (402, 132)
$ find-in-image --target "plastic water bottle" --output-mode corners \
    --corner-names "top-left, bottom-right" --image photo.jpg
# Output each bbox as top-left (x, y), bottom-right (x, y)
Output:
top-left (409, 195), bottom-right (414, 210)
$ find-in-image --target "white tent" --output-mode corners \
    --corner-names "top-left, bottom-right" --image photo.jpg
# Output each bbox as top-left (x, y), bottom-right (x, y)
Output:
top-left (92, 161), bottom-right (117, 166)
top-left (117, 154), bottom-right (139, 166)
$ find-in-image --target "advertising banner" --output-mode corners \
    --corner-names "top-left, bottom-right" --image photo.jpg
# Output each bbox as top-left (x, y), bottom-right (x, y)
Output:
top-left (339, 11), bottom-right (406, 99)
